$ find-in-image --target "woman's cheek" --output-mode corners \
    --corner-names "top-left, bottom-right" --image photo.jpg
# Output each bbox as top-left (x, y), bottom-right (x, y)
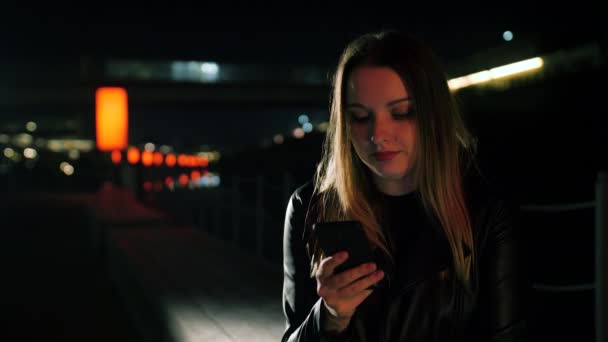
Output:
top-left (351, 126), bottom-right (368, 147)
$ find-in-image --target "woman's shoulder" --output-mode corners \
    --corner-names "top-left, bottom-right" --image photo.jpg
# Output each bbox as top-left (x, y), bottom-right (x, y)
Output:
top-left (464, 166), bottom-right (518, 208)
top-left (285, 179), bottom-right (317, 228)
top-left (289, 179), bottom-right (316, 206)
top-left (284, 179), bottom-right (318, 245)
top-left (464, 169), bottom-right (521, 237)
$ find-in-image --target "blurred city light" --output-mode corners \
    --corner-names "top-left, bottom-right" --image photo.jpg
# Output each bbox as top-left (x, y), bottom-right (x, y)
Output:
top-left (60, 162), bottom-right (74, 176)
top-left (448, 57), bottom-right (544, 90)
top-left (64, 165), bottom-right (74, 176)
top-left (197, 156), bottom-right (208, 168)
top-left (293, 127), bottom-right (305, 139)
top-left (96, 87), bottom-right (129, 151)
top-left (178, 154), bottom-right (188, 167)
top-left (468, 71), bottom-right (491, 83)
top-left (47, 139), bottom-right (95, 152)
top-left (489, 58), bottom-right (543, 78)
top-left (201, 62), bottom-right (219, 75)
top-left (26, 121), bottom-right (37, 132)
top-left (298, 114), bottom-right (309, 125)
top-left (3, 148), bottom-right (15, 159)
top-left (142, 151), bottom-right (154, 166)
top-left (191, 170), bottom-right (201, 182)
top-left (172, 61), bottom-right (220, 82)
top-left (14, 133), bottom-right (33, 147)
top-left (48, 140), bottom-right (62, 152)
top-left (210, 175), bottom-right (220, 186)
top-left (159, 145), bottom-right (172, 154)
top-left (165, 178), bottom-right (175, 191)
top-left (303, 122), bottom-right (314, 133)
top-left (68, 149), bottom-right (80, 160)
top-left (273, 134), bottom-right (284, 144)
top-left (178, 173), bottom-right (189, 187)
top-left (144, 142), bottom-right (156, 152)
top-left (23, 148), bottom-right (37, 159)
top-left (317, 122), bottom-right (329, 132)
top-left (199, 173), bottom-right (220, 187)
top-left (447, 77), bottom-right (470, 91)
top-left (143, 181), bottom-right (153, 192)
top-left (503, 31), bottom-right (514, 41)
top-left (153, 152), bottom-right (164, 166)
top-left (187, 156), bottom-right (198, 168)
top-left (0, 134), bottom-right (9, 144)
top-left (197, 151), bottom-right (220, 162)
top-left (111, 150), bottom-right (122, 164)
top-left (165, 153), bottom-right (177, 167)
top-left (127, 147), bottom-right (140, 164)
top-left (13, 154), bottom-right (22, 162)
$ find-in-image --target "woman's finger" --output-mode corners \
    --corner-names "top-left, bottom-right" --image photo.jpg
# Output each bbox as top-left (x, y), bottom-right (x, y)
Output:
top-left (316, 251), bottom-right (348, 280)
top-left (337, 270), bottom-right (385, 298)
top-left (326, 262), bottom-right (377, 289)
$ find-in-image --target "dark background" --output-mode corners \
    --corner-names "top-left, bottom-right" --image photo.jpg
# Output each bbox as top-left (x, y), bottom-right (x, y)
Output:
top-left (0, 3), bottom-right (606, 341)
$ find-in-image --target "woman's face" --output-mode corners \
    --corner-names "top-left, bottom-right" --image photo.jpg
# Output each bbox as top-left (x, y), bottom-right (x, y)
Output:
top-left (345, 66), bottom-right (418, 195)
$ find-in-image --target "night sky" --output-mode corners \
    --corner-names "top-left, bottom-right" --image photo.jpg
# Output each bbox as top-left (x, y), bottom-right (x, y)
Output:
top-left (1, 4), bottom-right (601, 62)
top-left (0, 4), bottom-right (603, 152)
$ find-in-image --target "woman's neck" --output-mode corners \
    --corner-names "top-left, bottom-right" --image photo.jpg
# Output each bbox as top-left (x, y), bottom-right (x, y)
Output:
top-left (372, 175), bottom-right (416, 196)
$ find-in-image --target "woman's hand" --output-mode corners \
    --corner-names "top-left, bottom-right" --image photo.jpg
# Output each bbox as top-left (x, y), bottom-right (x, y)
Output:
top-left (315, 251), bottom-right (385, 331)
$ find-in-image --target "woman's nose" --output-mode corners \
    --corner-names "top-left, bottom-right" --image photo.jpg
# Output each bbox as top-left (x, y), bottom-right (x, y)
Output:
top-left (370, 114), bottom-right (391, 144)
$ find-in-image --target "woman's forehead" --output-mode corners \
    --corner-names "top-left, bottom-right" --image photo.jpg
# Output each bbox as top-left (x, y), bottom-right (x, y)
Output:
top-left (344, 66), bottom-right (410, 104)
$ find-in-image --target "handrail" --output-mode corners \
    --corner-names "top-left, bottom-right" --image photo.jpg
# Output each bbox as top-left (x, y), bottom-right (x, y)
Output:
top-left (520, 201), bottom-right (595, 212)
top-left (532, 282), bottom-right (595, 293)
top-left (595, 170), bottom-right (607, 342)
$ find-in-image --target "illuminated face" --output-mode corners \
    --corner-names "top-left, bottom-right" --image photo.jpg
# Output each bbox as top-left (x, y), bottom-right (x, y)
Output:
top-left (345, 66), bottom-right (417, 195)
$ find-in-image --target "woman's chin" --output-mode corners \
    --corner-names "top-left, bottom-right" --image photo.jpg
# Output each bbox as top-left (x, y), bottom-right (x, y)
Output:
top-left (374, 169), bottom-right (407, 180)
top-left (371, 163), bottom-right (413, 180)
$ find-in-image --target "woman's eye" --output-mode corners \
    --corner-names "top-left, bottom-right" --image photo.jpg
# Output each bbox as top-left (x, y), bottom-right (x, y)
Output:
top-left (393, 111), bottom-right (414, 120)
top-left (351, 115), bottom-right (370, 123)
top-left (348, 112), bottom-right (370, 122)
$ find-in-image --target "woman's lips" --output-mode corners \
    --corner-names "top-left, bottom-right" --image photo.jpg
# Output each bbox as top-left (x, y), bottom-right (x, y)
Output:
top-left (373, 151), bottom-right (399, 161)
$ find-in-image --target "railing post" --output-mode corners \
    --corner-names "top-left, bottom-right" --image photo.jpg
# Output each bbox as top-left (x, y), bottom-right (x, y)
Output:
top-left (214, 190), bottom-right (221, 236)
top-left (256, 172), bottom-right (264, 258)
top-left (232, 173), bottom-right (240, 246)
top-left (596, 170), bottom-right (607, 342)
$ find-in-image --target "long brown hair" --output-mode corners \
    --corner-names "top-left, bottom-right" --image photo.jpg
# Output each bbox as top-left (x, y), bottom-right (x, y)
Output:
top-left (310, 30), bottom-right (480, 289)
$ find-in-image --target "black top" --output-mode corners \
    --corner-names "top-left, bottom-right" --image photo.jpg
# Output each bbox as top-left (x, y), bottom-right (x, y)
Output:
top-left (376, 189), bottom-right (423, 257)
top-left (373, 190), bottom-right (451, 289)
top-left (281, 177), bottom-right (529, 341)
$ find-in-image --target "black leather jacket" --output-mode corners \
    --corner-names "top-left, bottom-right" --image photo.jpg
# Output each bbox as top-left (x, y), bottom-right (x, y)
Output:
top-left (281, 179), bottom-right (529, 341)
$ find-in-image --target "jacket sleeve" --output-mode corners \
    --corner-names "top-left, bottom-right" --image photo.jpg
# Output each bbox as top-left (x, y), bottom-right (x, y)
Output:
top-left (480, 197), bottom-right (530, 341)
top-left (281, 185), bottom-right (355, 342)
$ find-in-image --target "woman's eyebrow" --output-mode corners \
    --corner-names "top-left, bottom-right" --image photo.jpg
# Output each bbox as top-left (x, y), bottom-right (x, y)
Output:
top-left (345, 97), bottom-right (412, 110)
top-left (386, 97), bottom-right (412, 106)
top-left (344, 103), bottom-right (367, 110)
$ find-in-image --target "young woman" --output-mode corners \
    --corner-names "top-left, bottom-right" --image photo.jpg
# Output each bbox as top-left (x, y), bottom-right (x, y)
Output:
top-left (281, 30), bottom-right (528, 341)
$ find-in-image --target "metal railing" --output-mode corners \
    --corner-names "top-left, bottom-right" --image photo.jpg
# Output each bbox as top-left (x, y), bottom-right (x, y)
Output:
top-left (229, 172), bottom-right (294, 257)
top-left (596, 171), bottom-right (607, 342)
top-left (155, 171), bottom-right (295, 265)
top-left (521, 170), bottom-right (606, 342)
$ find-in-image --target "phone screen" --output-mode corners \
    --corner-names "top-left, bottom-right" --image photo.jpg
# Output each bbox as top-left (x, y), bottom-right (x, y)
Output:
top-left (313, 220), bottom-right (375, 275)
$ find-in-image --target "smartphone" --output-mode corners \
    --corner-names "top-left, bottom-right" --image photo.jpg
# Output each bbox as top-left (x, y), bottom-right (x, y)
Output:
top-left (313, 220), bottom-right (376, 275)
